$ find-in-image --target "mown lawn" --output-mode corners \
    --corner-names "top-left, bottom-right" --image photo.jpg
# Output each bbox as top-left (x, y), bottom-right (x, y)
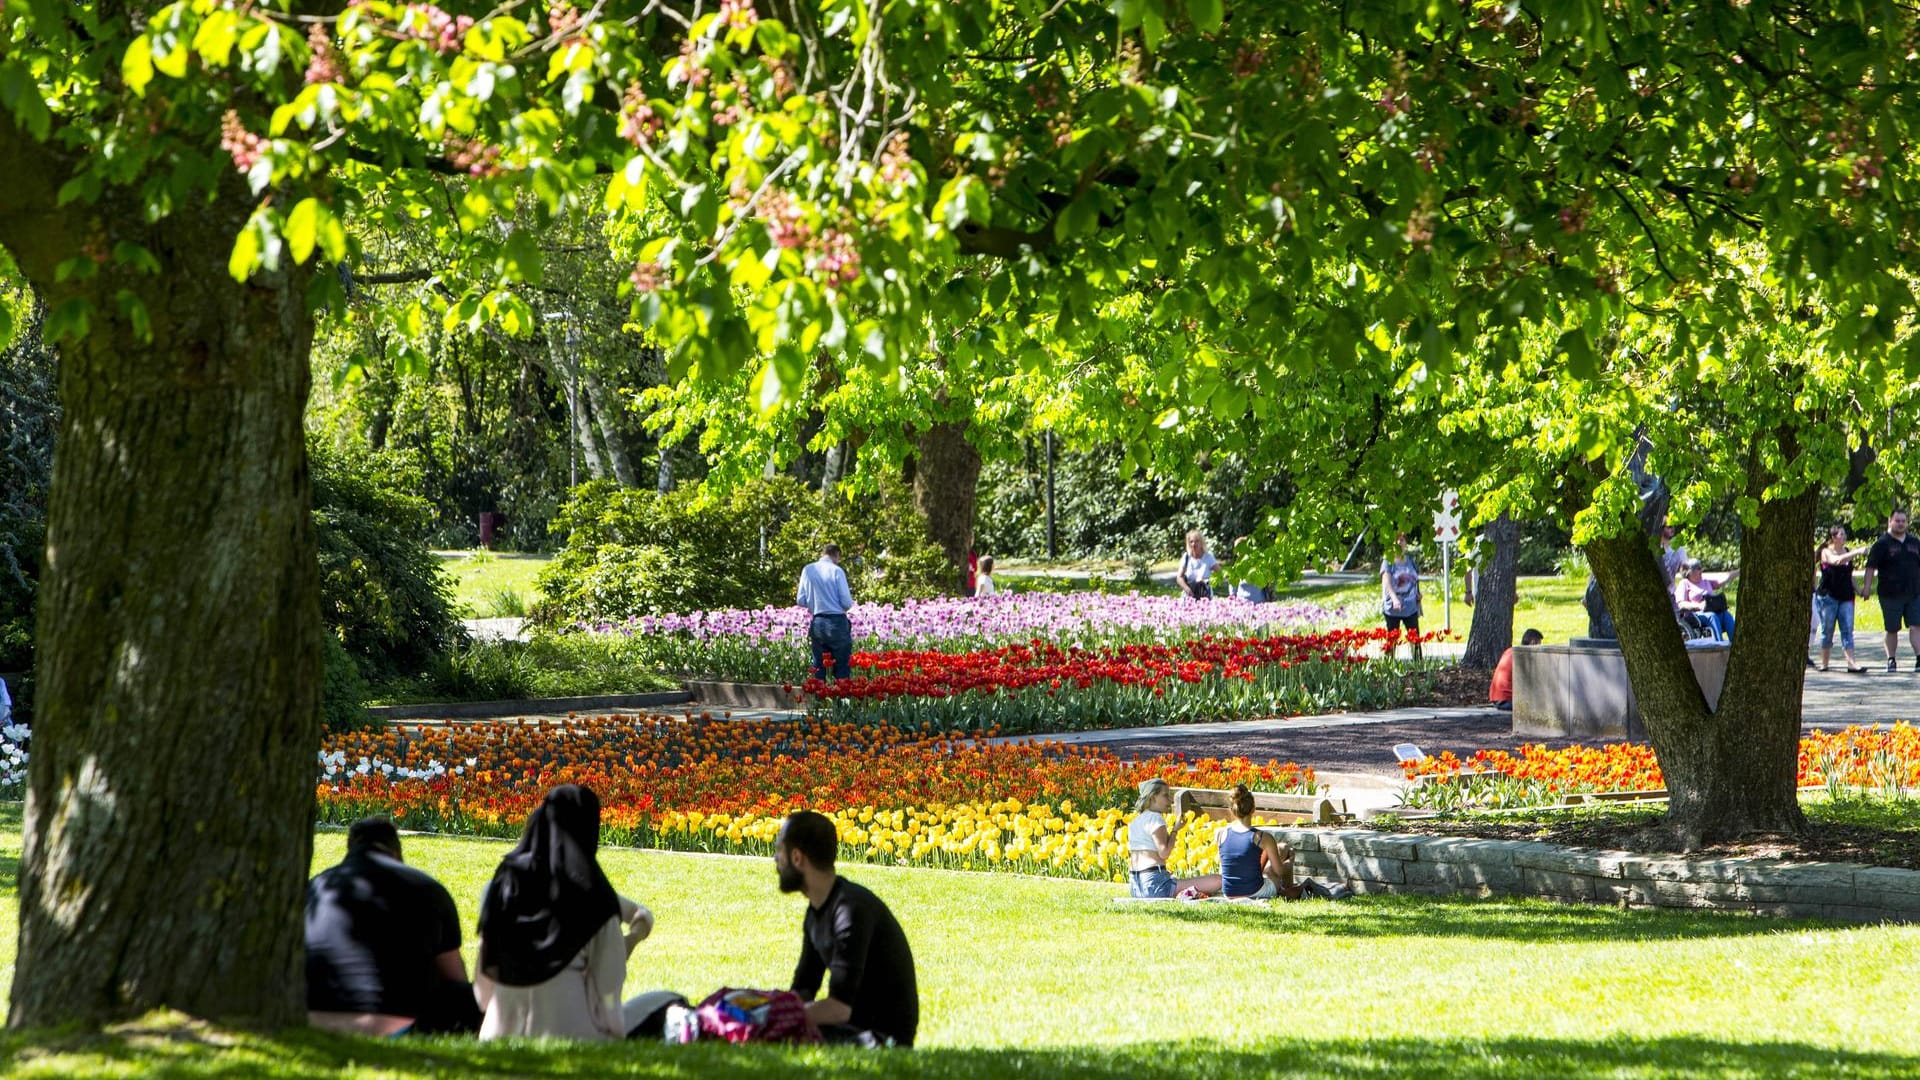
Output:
top-left (1266, 573), bottom-right (1595, 644)
top-left (2, 810), bottom-right (1919, 1076)
top-left (434, 550), bottom-right (554, 618)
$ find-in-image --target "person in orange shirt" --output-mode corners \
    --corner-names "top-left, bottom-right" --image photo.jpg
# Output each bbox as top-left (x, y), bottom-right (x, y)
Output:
top-left (1490, 628), bottom-right (1544, 710)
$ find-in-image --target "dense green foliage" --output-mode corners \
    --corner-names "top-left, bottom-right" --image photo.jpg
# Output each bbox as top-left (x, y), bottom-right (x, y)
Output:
top-left (537, 476), bottom-right (950, 623)
top-left (0, 285), bottom-right (49, 679)
top-left (310, 444), bottom-right (465, 677)
top-left (371, 634), bottom-right (676, 704)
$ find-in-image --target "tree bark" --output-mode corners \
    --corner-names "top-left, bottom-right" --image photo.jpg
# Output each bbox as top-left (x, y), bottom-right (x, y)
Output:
top-left (0, 142), bottom-right (322, 1027)
top-left (1588, 472), bottom-right (1813, 847)
top-left (912, 419), bottom-right (981, 591)
top-left (583, 370), bottom-right (636, 486)
top-left (1460, 513), bottom-right (1518, 670)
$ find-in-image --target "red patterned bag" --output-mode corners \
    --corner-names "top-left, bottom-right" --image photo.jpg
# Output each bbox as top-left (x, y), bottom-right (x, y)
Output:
top-left (694, 987), bottom-right (820, 1044)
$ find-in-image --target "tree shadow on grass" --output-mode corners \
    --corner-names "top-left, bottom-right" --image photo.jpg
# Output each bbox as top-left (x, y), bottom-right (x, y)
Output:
top-left (1109, 892), bottom-right (1856, 942)
top-left (2, 1022), bottom-right (1914, 1079)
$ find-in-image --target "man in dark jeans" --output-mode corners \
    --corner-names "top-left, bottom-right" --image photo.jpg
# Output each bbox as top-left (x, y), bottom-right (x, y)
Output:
top-left (1863, 510), bottom-right (1920, 673)
top-left (307, 818), bottom-right (481, 1035)
top-left (776, 810), bottom-right (918, 1048)
top-left (796, 543), bottom-right (855, 680)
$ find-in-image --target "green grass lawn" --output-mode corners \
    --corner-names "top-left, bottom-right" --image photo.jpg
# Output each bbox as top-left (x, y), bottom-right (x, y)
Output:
top-left (4, 810), bottom-right (1920, 1076)
top-left (1267, 573), bottom-right (1595, 644)
top-left (434, 550), bottom-right (554, 618)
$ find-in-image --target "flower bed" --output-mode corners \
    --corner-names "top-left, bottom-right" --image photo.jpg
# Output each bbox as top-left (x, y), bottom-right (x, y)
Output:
top-left (315, 715), bottom-right (1316, 882)
top-left (803, 630), bottom-right (1429, 733)
top-left (1399, 725), bottom-right (1920, 811)
top-left (592, 592), bottom-right (1343, 683)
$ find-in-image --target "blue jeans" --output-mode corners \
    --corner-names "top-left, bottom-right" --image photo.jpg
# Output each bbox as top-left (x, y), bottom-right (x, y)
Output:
top-left (1816, 595), bottom-right (1855, 650)
top-left (808, 613), bottom-right (852, 680)
top-left (1128, 866), bottom-right (1178, 898)
top-left (1700, 610), bottom-right (1735, 642)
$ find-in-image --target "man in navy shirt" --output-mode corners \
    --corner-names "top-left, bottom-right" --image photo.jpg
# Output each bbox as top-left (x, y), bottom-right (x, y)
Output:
top-left (306, 818), bottom-right (480, 1035)
top-left (777, 810), bottom-right (918, 1047)
top-left (1864, 510), bottom-right (1920, 672)
top-left (796, 543), bottom-right (855, 680)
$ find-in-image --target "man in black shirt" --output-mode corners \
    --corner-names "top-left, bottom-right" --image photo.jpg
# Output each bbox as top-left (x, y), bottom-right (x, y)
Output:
top-left (776, 810), bottom-right (919, 1047)
top-left (306, 818), bottom-right (480, 1035)
top-left (1864, 510), bottom-right (1920, 673)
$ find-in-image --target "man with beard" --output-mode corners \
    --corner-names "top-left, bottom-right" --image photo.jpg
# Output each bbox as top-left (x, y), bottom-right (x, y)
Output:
top-left (776, 810), bottom-right (919, 1047)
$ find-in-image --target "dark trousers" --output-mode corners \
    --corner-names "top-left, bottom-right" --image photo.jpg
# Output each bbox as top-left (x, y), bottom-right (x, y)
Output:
top-left (407, 979), bottom-right (482, 1035)
top-left (809, 614), bottom-right (852, 680)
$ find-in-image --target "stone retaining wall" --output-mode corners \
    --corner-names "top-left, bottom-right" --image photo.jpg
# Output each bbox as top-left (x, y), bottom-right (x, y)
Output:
top-left (1267, 827), bottom-right (1920, 923)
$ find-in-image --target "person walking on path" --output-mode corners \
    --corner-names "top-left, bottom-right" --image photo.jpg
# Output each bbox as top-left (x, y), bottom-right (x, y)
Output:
top-left (973, 556), bottom-right (998, 597)
top-left (1863, 510), bottom-right (1920, 672)
top-left (1178, 530), bottom-right (1220, 600)
top-left (1815, 525), bottom-right (1869, 673)
top-left (1381, 533), bottom-right (1423, 660)
top-left (797, 543), bottom-right (855, 681)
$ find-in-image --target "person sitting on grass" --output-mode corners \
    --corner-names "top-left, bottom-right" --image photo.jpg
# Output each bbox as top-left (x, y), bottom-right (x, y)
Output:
top-left (1215, 785), bottom-right (1303, 900)
top-left (1489, 629), bottom-right (1546, 711)
top-left (777, 809), bottom-right (920, 1048)
top-left (1126, 779), bottom-right (1221, 898)
top-left (475, 784), bottom-right (660, 1041)
top-left (306, 817), bottom-right (482, 1037)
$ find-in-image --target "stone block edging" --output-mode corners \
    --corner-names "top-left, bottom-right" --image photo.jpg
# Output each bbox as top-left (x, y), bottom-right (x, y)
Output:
top-left (681, 681), bottom-right (809, 710)
top-left (368, 690), bottom-right (693, 721)
top-left (1265, 826), bottom-right (1920, 923)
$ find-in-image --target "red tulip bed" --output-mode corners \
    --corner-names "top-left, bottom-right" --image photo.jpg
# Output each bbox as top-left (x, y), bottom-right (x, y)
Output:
top-left (800, 628), bottom-right (1434, 734)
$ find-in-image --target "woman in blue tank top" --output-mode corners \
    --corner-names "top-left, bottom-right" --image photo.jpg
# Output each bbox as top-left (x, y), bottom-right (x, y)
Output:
top-left (1216, 785), bottom-right (1302, 900)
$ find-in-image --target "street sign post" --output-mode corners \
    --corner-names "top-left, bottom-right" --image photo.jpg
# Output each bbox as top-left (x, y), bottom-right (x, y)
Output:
top-left (1433, 490), bottom-right (1461, 633)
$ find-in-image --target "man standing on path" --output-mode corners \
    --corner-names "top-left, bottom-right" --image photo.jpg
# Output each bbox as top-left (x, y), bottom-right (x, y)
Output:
top-left (797, 543), bottom-right (855, 681)
top-left (1862, 510), bottom-right (1920, 672)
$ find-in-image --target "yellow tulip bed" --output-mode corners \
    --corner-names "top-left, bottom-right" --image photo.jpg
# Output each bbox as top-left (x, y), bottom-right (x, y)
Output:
top-left (643, 801), bottom-right (1237, 883)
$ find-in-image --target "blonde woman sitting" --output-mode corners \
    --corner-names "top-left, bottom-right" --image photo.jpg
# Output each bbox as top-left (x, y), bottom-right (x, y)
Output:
top-left (1126, 779), bottom-right (1221, 898)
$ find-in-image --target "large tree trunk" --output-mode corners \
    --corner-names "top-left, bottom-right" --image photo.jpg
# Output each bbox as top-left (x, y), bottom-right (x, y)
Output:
top-left (0, 141), bottom-right (322, 1027)
top-left (1588, 471), bottom-right (1812, 847)
top-left (1460, 513), bottom-right (1518, 670)
top-left (912, 419), bottom-right (980, 591)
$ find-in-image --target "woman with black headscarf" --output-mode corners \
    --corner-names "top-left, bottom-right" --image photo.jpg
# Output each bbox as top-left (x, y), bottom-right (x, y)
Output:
top-left (475, 784), bottom-right (657, 1040)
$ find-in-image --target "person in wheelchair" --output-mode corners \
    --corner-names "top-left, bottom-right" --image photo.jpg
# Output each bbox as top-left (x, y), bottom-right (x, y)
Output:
top-left (1676, 560), bottom-right (1738, 642)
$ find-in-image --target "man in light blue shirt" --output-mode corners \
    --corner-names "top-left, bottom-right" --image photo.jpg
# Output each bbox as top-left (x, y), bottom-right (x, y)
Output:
top-left (796, 543), bottom-right (855, 680)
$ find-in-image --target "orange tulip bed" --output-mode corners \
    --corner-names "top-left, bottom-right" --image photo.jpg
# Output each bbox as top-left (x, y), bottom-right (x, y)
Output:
top-left (315, 714), bottom-right (1317, 881)
top-left (1398, 725), bottom-right (1920, 811)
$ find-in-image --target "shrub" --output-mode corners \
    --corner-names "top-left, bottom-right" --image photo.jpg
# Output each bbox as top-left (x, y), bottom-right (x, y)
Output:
top-left (373, 633), bottom-right (677, 703)
top-left (311, 443), bottom-right (466, 677)
top-left (537, 476), bottom-right (950, 623)
top-left (322, 632), bottom-right (374, 732)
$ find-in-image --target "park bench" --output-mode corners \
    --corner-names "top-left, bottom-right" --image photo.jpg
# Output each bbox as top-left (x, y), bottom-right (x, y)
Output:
top-left (1170, 786), bottom-right (1352, 825)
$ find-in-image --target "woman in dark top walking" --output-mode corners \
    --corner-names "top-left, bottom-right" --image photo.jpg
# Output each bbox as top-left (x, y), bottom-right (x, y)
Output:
top-left (1816, 525), bottom-right (1868, 673)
